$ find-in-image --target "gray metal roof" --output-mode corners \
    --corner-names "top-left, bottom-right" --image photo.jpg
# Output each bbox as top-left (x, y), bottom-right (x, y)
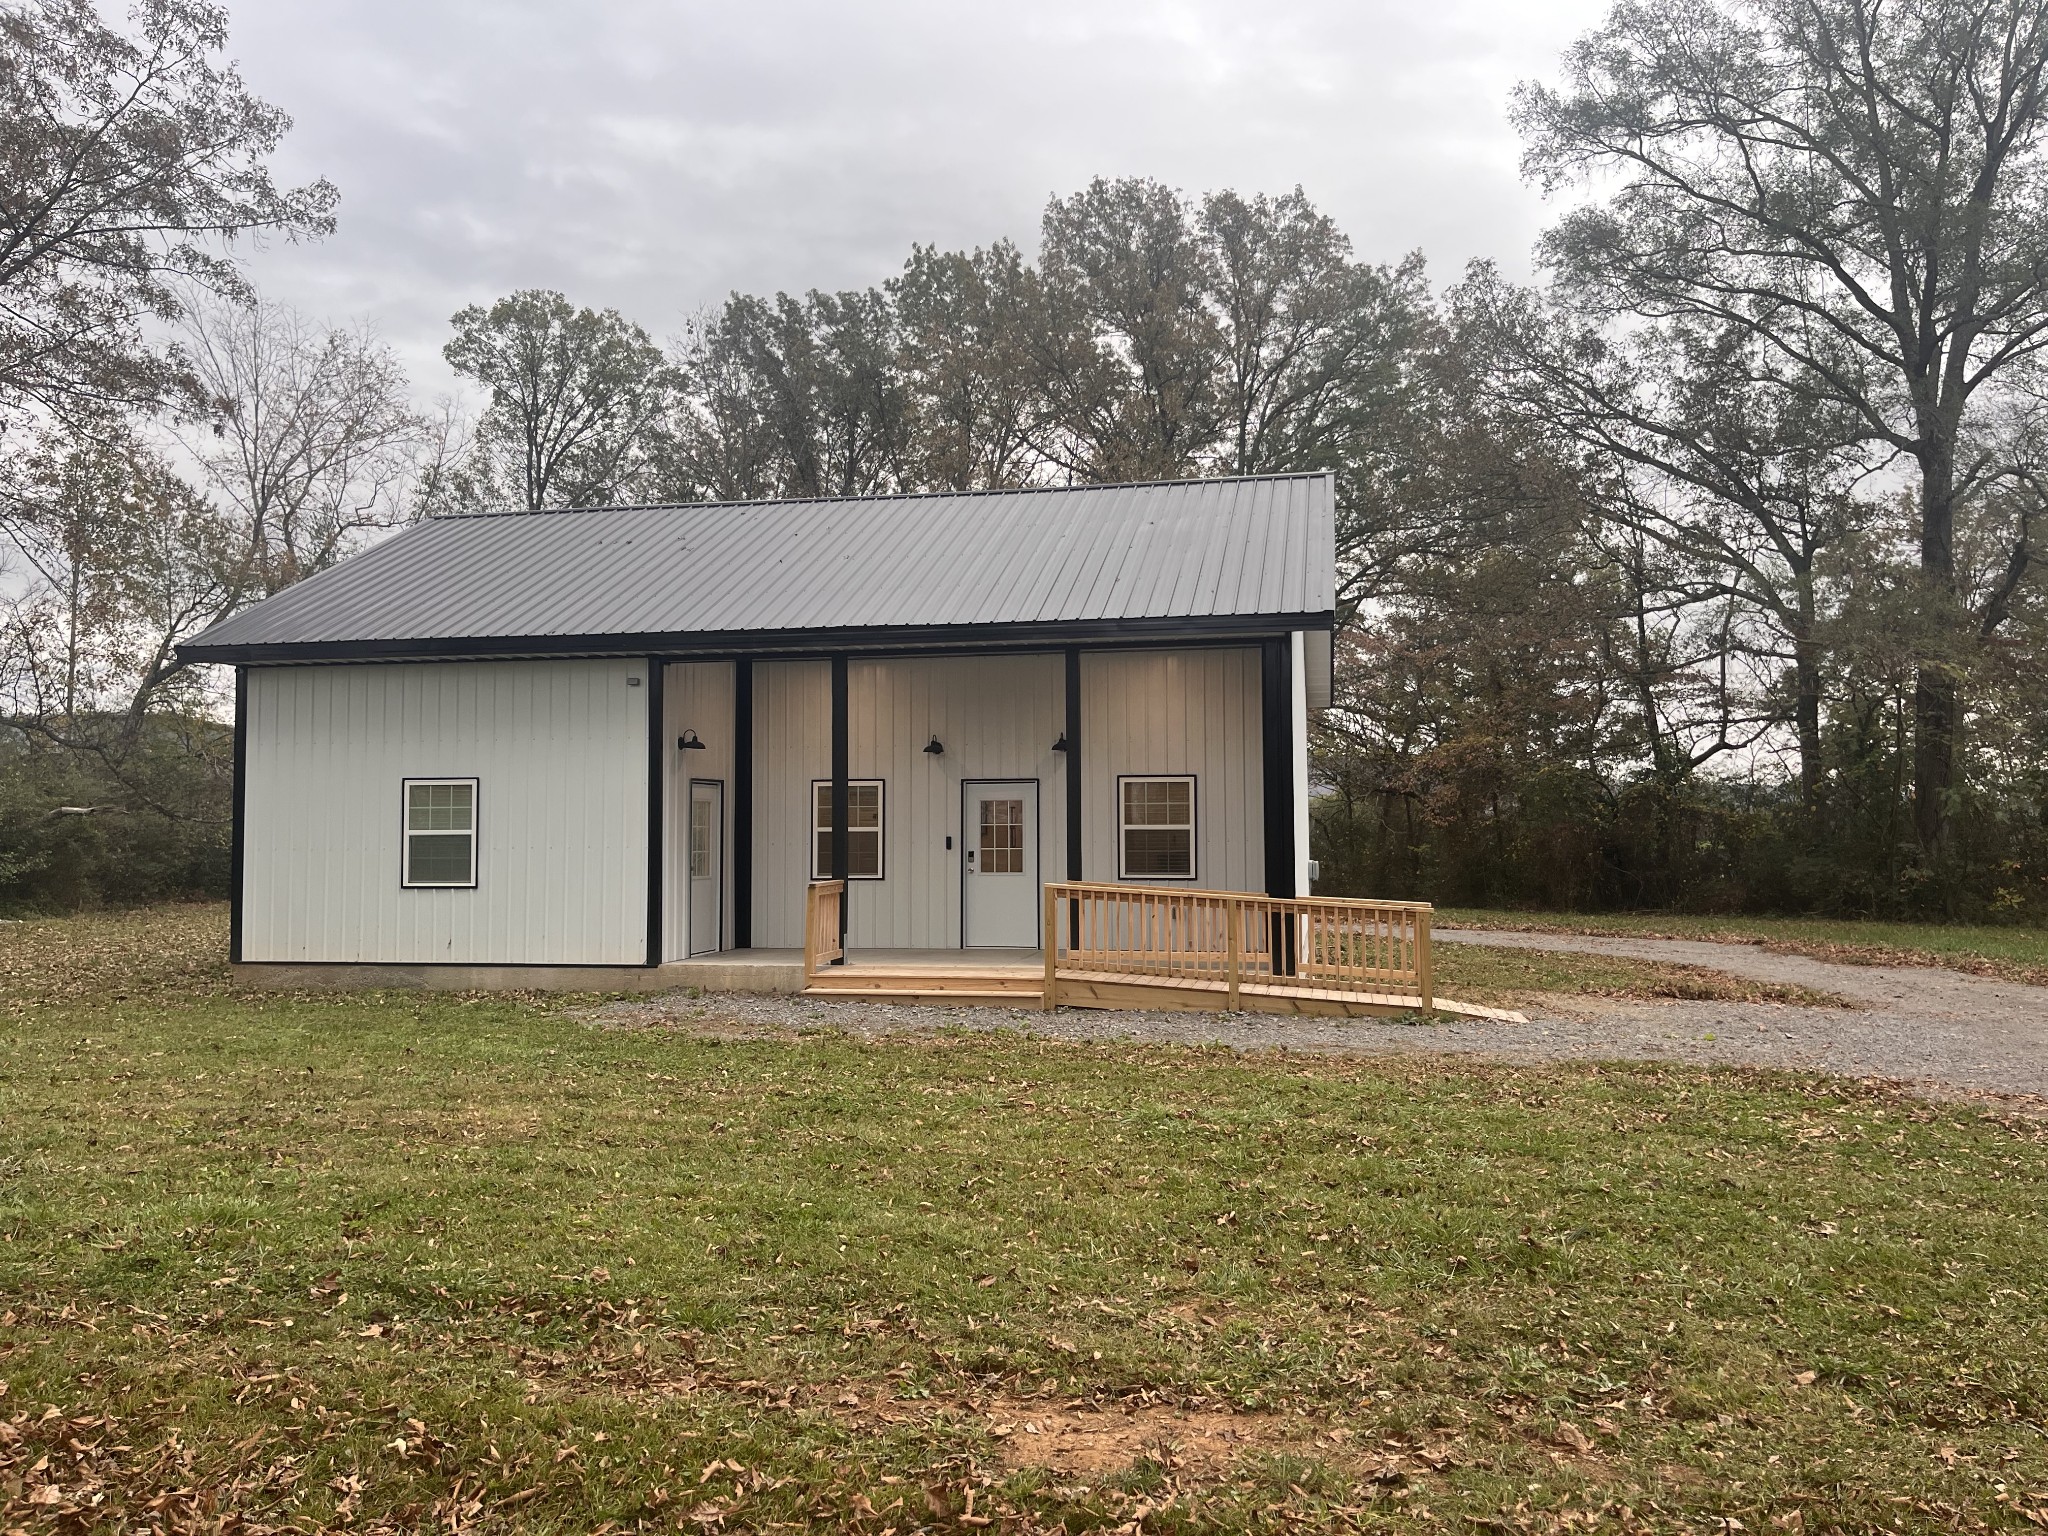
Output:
top-left (180, 474), bottom-right (1335, 663)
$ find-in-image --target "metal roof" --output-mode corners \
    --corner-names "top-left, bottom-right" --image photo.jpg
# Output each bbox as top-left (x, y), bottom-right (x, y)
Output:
top-left (179, 474), bottom-right (1335, 664)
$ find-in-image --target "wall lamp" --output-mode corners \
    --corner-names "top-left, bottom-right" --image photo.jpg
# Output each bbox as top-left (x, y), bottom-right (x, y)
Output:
top-left (923, 736), bottom-right (946, 756)
top-left (678, 729), bottom-right (707, 750)
top-left (1051, 733), bottom-right (1068, 752)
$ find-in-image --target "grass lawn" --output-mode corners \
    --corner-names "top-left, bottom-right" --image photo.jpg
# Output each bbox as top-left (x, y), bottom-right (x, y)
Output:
top-left (1437, 909), bottom-right (2048, 988)
top-left (4, 908), bottom-right (2046, 1533)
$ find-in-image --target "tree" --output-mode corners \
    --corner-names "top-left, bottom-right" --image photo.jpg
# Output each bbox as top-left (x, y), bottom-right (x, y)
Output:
top-left (180, 290), bottom-right (427, 598)
top-left (0, 420), bottom-right (227, 737)
top-left (1516, 0), bottom-right (2048, 859)
top-left (0, 0), bottom-right (337, 427)
top-left (442, 290), bottom-right (673, 509)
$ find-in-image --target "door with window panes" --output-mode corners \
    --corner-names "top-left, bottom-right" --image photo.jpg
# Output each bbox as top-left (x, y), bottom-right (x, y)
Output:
top-left (687, 781), bottom-right (723, 955)
top-left (962, 780), bottom-right (1037, 947)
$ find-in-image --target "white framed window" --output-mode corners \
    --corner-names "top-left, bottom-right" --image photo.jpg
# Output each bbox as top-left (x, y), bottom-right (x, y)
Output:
top-left (812, 780), bottom-right (884, 879)
top-left (402, 778), bottom-right (478, 888)
top-left (1118, 775), bottom-right (1195, 880)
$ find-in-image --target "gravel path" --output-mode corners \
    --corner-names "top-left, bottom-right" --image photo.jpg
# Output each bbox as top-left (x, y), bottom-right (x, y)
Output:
top-left (590, 930), bottom-right (2048, 1105)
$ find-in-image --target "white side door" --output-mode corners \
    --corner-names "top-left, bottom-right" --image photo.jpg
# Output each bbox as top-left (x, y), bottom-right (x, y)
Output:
top-left (688, 780), bottom-right (723, 956)
top-left (962, 780), bottom-right (1038, 948)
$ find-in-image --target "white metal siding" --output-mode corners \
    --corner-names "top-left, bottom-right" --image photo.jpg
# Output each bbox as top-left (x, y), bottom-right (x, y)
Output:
top-left (751, 660), bottom-right (831, 947)
top-left (242, 659), bottom-right (648, 964)
top-left (846, 654), bottom-right (1064, 949)
top-left (662, 662), bottom-right (736, 959)
top-left (1080, 648), bottom-right (1264, 894)
top-left (751, 655), bottom-right (1067, 948)
top-left (1291, 631), bottom-right (1311, 897)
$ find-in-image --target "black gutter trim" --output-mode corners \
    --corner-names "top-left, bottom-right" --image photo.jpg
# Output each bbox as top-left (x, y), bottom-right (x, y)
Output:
top-left (645, 659), bottom-right (665, 966)
top-left (733, 658), bottom-right (753, 950)
top-left (175, 612), bottom-right (1336, 668)
top-left (230, 665), bottom-right (247, 964)
top-left (830, 654), bottom-right (848, 956)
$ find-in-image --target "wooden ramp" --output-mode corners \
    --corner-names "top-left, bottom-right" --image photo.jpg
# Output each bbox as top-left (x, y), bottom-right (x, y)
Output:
top-left (796, 885), bottom-right (1523, 1022)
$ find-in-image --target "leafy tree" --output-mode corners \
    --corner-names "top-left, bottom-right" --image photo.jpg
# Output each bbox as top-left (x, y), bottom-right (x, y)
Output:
top-left (0, 0), bottom-right (336, 427)
top-left (441, 289), bottom-right (673, 509)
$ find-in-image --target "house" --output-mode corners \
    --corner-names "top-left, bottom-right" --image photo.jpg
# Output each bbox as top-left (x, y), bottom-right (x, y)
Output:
top-left (178, 474), bottom-right (1338, 992)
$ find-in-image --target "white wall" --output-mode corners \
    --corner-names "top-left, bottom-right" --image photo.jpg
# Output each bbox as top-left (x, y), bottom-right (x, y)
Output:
top-left (662, 661), bottom-right (736, 961)
top-left (241, 659), bottom-right (649, 965)
top-left (751, 654), bottom-right (1067, 948)
top-left (1079, 647), bottom-right (1265, 895)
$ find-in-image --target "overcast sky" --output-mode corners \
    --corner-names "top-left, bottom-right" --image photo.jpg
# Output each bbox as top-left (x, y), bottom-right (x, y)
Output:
top-left (225, 0), bottom-right (1610, 394)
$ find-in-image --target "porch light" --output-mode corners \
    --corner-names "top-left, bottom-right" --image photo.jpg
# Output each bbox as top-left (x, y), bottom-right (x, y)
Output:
top-left (678, 730), bottom-right (707, 750)
top-left (1051, 733), bottom-right (1068, 752)
top-left (923, 736), bottom-right (945, 756)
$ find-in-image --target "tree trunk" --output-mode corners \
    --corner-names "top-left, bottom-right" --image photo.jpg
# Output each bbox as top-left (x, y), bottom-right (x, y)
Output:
top-left (1795, 638), bottom-right (1823, 813)
top-left (1913, 440), bottom-right (1957, 858)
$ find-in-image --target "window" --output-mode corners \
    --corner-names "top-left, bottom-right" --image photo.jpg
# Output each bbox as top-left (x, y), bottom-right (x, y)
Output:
top-left (812, 780), bottom-right (884, 879)
top-left (403, 779), bottom-right (477, 887)
top-left (979, 796), bottom-right (1025, 873)
top-left (689, 795), bottom-right (713, 879)
top-left (1119, 776), bottom-right (1194, 880)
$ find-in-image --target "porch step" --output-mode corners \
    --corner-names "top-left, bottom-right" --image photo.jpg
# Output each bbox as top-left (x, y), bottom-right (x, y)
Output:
top-left (806, 968), bottom-right (1041, 993)
top-left (803, 986), bottom-right (1044, 1008)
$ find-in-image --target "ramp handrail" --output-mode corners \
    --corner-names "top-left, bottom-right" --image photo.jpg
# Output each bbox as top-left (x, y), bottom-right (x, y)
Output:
top-left (1042, 880), bottom-right (1432, 1012)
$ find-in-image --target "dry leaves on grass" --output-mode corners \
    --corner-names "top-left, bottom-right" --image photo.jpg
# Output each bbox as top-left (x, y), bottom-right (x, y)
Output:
top-left (0, 904), bottom-right (232, 1011)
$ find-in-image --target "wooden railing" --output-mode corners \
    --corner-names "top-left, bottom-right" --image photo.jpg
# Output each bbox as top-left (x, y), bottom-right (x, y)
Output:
top-left (1042, 881), bottom-right (1432, 1011)
top-left (804, 880), bottom-right (845, 982)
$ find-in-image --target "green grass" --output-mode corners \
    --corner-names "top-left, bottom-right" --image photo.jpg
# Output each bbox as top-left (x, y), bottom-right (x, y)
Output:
top-left (1438, 908), bottom-right (2048, 986)
top-left (3, 908), bottom-right (2046, 1532)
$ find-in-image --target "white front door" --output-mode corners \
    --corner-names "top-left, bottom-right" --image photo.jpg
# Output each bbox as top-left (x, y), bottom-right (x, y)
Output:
top-left (688, 780), bottom-right (723, 956)
top-left (963, 780), bottom-right (1038, 948)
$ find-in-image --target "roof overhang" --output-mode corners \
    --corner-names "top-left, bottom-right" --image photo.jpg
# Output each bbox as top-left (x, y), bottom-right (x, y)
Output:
top-left (177, 610), bottom-right (1338, 668)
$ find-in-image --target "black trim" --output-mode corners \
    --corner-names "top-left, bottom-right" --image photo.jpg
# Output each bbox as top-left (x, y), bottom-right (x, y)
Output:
top-left (1115, 773), bottom-right (1199, 882)
top-left (733, 658), bottom-right (753, 949)
top-left (400, 777), bottom-right (481, 889)
top-left (177, 611), bottom-right (1336, 667)
top-left (1261, 637), bottom-right (1297, 975)
top-left (1064, 648), bottom-right (1082, 881)
top-left (645, 660), bottom-right (665, 965)
top-left (960, 778), bottom-right (1041, 949)
top-left (830, 653), bottom-right (849, 953)
top-left (230, 666), bottom-right (247, 963)
top-left (686, 778), bottom-right (725, 955)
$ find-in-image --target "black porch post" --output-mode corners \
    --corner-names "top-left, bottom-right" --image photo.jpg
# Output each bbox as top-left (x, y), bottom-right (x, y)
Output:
top-left (230, 665), bottom-right (247, 965)
top-left (1064, 645), bottom-right (1082, 949)
top-left (645, 658), bottom-right (665, 967)
top-left (733, 657), bottom-right (753, 950)
top-left (830, 653), bottom-right (849, 955)
top-left (1261, 636), bottom-right (1297, 974)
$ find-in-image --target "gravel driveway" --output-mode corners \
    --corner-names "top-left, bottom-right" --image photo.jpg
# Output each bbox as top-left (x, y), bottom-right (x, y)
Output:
top-left (592, 929), bottom-right (2048, 1105)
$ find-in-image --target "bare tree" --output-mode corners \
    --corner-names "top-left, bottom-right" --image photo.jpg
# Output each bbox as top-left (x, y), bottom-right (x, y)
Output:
top-left (180, 291), bottom-right (427, 598)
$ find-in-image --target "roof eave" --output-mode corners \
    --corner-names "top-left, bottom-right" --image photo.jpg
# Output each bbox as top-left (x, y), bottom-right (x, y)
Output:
top-left (176, 611), bottom-right (1338, 668)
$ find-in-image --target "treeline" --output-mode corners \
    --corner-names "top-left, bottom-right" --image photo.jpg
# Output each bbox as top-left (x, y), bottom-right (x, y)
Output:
top-left (3, 0), bottom-right (2044, 919)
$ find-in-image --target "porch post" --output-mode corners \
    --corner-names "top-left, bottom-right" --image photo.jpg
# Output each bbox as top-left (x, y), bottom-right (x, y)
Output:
top-left (1261, 637), bottom-right (1298, 974)
top-left (645, 657), bottom-right (665, 967)
top-left (1064, 645), bottom-right (1082, 950)
top-left (830, 652), bottom-right (849, 955)
top-left (733, 657), bottom-right (752, 950)
top-left (230, 665), bottom-right (247, 965)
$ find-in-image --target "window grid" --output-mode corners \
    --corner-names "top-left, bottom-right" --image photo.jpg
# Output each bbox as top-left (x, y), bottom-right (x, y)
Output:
top-left (979, 797), bottom-right (1025, 874)
top-left (812, 780), bottom-right (884, 880)
top-left (402, 779), bottom-right (477, 888)
top-left (1118, 776), bottom-right (1195, 880)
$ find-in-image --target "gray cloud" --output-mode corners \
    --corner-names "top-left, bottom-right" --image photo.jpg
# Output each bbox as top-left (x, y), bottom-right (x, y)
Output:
top-left (225, 0), bottom-right (1608, 391)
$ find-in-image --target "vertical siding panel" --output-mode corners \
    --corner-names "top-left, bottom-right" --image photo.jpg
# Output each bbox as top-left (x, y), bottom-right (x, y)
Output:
top-left (238, 658), bottom-right (644, 964)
